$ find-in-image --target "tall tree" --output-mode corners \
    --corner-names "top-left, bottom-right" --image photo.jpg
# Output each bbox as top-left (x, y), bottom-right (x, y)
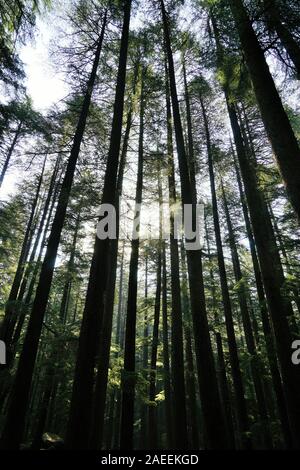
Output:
top-left (160, 0), bottom-right (228, 449)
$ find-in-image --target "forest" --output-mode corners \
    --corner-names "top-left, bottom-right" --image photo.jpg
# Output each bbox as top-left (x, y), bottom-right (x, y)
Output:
top-left (0, 0), bottom-right (300, 452)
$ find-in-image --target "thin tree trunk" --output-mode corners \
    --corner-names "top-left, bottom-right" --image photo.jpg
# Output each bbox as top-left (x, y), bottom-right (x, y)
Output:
top-left (0, 121), bottom-right (22, 188)
top-left (161, 243), bottom-right (173, 448)
top-left (139, 253), bottom-right (149, 448)
top-left (5, 159), bottom-right (59, 348)
top-left (221, 182), bottom-right (273, 448)
top-left (215, 332), bottom-right (236, 449)
top-left (10, 175), bottom-right (61, 353)
top-left (59, 211), bottom-right (81, 323)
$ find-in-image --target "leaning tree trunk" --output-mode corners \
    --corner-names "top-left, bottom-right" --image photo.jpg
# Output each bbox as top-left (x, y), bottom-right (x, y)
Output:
top-left (0, 121), bottom-right (22, 188)
top-left (160, 0), bottom-right (228, 449)
top-left (10, 175), bottom-right (61, 356)
top-left (227, 0), bottom-right (300, 221)
top-left (0, 12), bottom-right (107, 450)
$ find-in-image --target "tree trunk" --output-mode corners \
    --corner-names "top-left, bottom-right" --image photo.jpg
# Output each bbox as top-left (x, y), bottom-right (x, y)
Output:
top-left (199, 94), bottom-right (250, 449)
top-left (215, 332), bottom-right (236, 449)
top-left (0, 121), bottom-right (22, 188)
top-left (10, 175), bottom-right (61, 354)
top-left (89, 99), bottom-right (135, 449)
top-left (165, 57), bottom-right (188, 449)
top-left (161, 243), bottom-right (173, 448)
top-left (221, 182), bottom-right (273, 448)
top-left (139, 253), bottom-right (149, 449)
top-left (120, 63), bottom-right (145, 450)
top-left (148, 168), bottom-right (163, 450)
top-left (211, 13), bottom-right (300, 446)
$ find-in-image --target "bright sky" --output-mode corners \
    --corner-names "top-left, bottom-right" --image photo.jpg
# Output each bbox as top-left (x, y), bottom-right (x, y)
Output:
top-left (0, 12), bottom-right (68, 201)
top-left (19, 19), bottom-right (68, 112)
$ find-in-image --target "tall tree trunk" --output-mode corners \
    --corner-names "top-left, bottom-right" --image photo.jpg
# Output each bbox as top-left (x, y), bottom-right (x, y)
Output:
top-left (182, 58), bottom-right (196, 202)
top-left (120, 64), bottom-right (145, 450)
top-left (65, 4), bottom-right (131, 449)
top-left (180, 241), bottom-right (202, 449)
top-left (0, 13), bottom-right (107, 449)
top-left (89, 98), bottom-right (135, 450)
top-left (221, 183), bottom-right (272, 448)
top-left (139, 252), bottom-right (149, 448)
top-left (59, 211), bottom-right (81, 323)
top-left (227, 0), bottom-right (300, 221)
top-left (148, 168), bottom-right (163, 450)
top-left (5, 159), bottom-right (59, 349)
top-left (165, 58), bottom-right (188, 449)
top-left (161, 243), bottom-right (173, 448)
top-left (160, 0), bottom-right (227, 449)
top-left (199, 94), bottom-right (250, 449)
top-left (232, 153), bottom-right (293, 447)
top-left (215, 332), bottom-right (236, 449)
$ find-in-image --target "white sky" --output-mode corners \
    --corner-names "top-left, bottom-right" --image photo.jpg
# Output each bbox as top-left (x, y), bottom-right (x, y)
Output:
top-left (0, 13), bottom-right (68, 201)
top-left (19, 20), bottom-right (67, 112)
